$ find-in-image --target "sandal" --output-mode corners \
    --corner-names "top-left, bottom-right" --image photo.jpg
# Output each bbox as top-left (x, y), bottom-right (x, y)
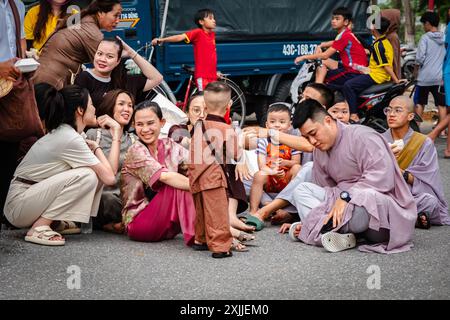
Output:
top-left (25, 225), bottom-right (65, 246)
top-left (231, 238), bottom-right (249, 252)
top-left (288, 222), bottom-right (302, 241)
top-left (102, 222), bottom-right (124, 234)
top-left (212, 251), bottom-right (233, 258)
top-left (54, 220), bottom-right (81, 235)
top-left (416, 212), bottom-right (431, 229)
top-left (237, 231), bottom-right (255, 242)
top-left (242, 214), bottom-right (265, 231)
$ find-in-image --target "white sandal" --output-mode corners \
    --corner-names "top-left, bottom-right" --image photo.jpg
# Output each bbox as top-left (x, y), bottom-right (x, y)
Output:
top-left (288, 222), bottom-right (302, 241)
top-left (25, 225), bottom-right (65, 246)
top-left (321, 232), bottom-right (356, 253)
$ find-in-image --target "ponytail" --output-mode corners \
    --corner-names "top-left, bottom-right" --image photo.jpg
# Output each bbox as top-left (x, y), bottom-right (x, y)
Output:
top-left (43, 85), bottom-right (90, 132)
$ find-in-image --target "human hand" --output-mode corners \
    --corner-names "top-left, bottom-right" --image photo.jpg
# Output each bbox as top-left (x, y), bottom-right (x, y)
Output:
top-left (85, 139), bottom-right (99, 152)
top-left (235, 163), bottom-right (252, 182)
top-left (97, 115), bottom-right (122, 141)
top-left (0, 58), bottom-right (21, 81)
top-left (151, 38), bottom-right (161, 46)
top-left (294, 56), bottom-right (304, 65)
top-left (279, 223), bottom-right (293, 234)
top-left (242, 126), bottom-right (268, 139)
top-left (323, 198), bottom-right (347, 229)
top-left (116, 36), bottom-right (137, 58)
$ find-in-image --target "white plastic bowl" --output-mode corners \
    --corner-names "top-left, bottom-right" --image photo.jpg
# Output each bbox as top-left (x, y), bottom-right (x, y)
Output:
top-left (15, 58), bottom-right (40, 73)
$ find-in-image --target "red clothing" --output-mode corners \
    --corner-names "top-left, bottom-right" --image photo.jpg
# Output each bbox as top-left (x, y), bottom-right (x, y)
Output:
top-left (265, 143), bottom-right (294, 193)
top-left (184, 28), bottom-right (217, 82)
top-left (332, 28), bottom-right (368, 72)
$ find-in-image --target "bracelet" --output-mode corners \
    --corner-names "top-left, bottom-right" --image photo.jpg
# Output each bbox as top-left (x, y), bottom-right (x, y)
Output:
top-left (93, 146), bottom-right (102, 154)
top-left (131, 51), bottom-right (138, 59)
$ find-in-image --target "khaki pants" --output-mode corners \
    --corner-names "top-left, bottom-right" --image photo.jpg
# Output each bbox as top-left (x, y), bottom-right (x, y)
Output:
top-left (4, 168), bottom-right (102, 228)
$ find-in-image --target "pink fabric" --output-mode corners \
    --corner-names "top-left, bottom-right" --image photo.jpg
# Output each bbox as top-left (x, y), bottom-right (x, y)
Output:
top-left (121, 139), bottom-right (189, 226)
top-left (127, 184), bottom-right (195, 245)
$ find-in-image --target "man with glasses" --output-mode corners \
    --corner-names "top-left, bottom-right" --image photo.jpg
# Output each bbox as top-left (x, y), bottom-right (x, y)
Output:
top-left (381, 96), bottom-right (450, 229)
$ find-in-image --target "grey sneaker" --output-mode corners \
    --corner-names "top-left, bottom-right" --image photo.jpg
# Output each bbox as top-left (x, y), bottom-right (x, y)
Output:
top-left (321, 232), bottom-right (356, 253)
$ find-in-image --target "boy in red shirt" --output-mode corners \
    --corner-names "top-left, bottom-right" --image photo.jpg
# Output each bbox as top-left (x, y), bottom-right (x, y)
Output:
top-left (152, 8), bottom-right (217, 91)
top-left (294, 7), bottom-right (367, 89)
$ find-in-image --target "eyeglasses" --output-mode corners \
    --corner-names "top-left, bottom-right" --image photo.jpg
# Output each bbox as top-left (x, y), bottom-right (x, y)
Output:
top-left (383, 107), bottom-right (405, 115)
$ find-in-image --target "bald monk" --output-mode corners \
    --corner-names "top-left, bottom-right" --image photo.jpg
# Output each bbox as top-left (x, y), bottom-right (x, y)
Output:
top-left (245, 99), bottom-right (417, 253)
top-left (382, 96), bottom-right (450, 228)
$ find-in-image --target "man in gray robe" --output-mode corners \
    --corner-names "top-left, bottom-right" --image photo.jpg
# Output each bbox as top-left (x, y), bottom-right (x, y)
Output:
top-left (381, 96), bottom-right (450, 228)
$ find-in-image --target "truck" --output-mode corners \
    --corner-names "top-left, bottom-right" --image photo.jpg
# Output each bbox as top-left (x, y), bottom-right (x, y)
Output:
top-left (24, 0), bottom-right (372, 125)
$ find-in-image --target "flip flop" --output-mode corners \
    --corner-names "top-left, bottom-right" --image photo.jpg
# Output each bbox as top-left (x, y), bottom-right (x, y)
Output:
top-left (321, 232), bottom-right (356, 253)
top-left (242, 214), bottom-right (265, 231)
top-left (288, 222), bottom-right (302, 242)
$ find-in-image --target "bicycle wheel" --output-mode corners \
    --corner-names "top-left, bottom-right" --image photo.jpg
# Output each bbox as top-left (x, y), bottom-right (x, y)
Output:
top-left (220, 78), bottom-right (246, 127)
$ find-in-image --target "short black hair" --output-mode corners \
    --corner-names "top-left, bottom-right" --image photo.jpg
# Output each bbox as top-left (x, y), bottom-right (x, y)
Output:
top-left (374, 16), bottom-right (391, 35)
top-left (420, 11), bottom-right (439, 27)
top-left (267, 102), bottom-right (291, 117)
top-left (194, 8), bottom-right (214, 28)
top-left (332, 7), bottom-right (352, 22)
top-left (292, 99), bottom-right (333, 129)
top-left (204, 81), bottom-right (231, 94)
top-left (332, 91), bottom-right (346, 107)
top-left (305, 83), bottom-right (335, 109)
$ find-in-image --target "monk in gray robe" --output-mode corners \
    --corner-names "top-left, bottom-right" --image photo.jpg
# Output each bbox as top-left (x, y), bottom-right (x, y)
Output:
top-left (381, 96), bottom-right (450, 228)
top-left (245, 99), bottom-right (417, 253)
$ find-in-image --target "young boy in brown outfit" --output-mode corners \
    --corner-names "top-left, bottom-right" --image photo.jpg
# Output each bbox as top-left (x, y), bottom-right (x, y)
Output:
top-left (188, 82), bottom-right (240, 258)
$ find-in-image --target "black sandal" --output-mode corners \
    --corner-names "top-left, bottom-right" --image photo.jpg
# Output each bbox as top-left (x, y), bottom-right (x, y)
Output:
top-left (416, 212), bottom-right (431, 229)
top-left (212, 251), bottom-right (233, 259)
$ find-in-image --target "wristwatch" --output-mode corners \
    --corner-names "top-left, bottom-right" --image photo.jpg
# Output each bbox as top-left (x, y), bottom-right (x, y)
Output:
top-left (340, 191), bottom-right (351, 203)
top-left (403, 170), bottom-right (410, 183)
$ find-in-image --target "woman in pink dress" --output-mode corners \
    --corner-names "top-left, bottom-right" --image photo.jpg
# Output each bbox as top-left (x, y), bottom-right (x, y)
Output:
top-left (120, 101), bottom-right (195, 245)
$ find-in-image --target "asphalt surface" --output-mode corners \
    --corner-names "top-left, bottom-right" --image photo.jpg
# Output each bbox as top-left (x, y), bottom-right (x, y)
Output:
top-left (1, 127), bottom-right (449, 300)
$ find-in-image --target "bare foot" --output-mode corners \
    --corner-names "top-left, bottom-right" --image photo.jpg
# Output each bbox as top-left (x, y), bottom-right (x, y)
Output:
top-left (271, 209), bottom-right (295, 225)
top-left (231, 217), bottom-right (255, 232)
top-left (444, 149), bottom-right (450, 158)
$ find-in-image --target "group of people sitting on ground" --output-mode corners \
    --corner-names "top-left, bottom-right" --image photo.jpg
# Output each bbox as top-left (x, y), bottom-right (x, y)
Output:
top-left (1, 1), bottom-right (449, 259)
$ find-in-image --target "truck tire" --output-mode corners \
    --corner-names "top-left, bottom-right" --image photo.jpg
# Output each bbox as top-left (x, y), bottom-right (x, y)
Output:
top-left (273, 79), bottom-right (293, 103)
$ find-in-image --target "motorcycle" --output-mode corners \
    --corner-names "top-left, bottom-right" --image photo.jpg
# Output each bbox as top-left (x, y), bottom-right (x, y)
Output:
top-left (400, 45), bottom-right (417, 81)
top-left (290, 59), bottom-right (420, 133)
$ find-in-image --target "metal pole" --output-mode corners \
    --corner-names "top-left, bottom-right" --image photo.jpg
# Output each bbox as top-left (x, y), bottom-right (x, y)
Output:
top-left (149, 0), bottom-right (170, 61)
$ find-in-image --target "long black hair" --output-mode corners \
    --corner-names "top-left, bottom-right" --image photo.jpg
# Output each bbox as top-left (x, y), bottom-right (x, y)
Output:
top-left (43, 85), bottom-right (90, 132)
top-left (33, 0), bottom-right (72, 44)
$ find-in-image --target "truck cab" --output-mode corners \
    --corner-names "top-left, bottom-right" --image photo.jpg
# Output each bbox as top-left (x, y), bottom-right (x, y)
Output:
top-left (24, 0), bottom-right (371, 124)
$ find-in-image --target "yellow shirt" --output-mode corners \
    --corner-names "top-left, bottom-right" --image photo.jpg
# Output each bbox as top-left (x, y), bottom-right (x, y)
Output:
top-left (368, 36), bottom-right (394, 84)
top-left (24, 5), bottom-right (59, 51)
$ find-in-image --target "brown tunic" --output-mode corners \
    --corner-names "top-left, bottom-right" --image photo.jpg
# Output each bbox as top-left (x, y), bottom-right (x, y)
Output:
top-left (32, 15), bottom-right (103, 89)
top-left (188, 115), bottom-right (237, 252)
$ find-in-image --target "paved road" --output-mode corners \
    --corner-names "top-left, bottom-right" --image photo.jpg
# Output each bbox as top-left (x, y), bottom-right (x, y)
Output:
top-left (1, 129), bottom-right (449, 300)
